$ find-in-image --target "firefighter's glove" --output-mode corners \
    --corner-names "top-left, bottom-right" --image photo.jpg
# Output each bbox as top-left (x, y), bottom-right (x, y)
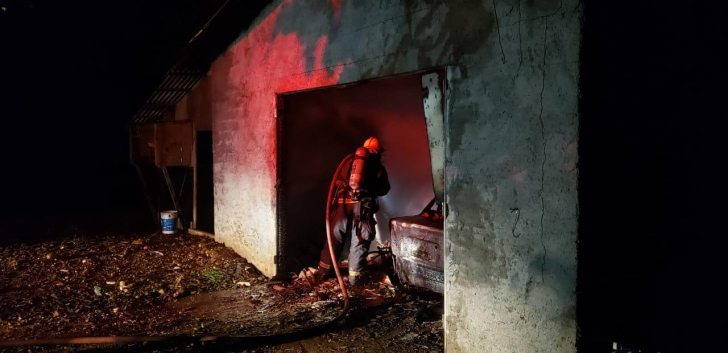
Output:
top-left (356, 217), bottom-right (377, 242)
top-left (362, 199), bottom-right (378, 213)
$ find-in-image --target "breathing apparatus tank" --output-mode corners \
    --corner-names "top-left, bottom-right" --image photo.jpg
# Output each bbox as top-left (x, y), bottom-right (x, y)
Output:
top-left (348, 147), bottom-right (369, 199)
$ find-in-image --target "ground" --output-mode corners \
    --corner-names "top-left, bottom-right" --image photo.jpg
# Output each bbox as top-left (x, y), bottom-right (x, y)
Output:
top-left (0, 230), bottom-right (443, 352)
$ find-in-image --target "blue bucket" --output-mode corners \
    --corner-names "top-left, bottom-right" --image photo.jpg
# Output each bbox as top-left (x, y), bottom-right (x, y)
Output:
top-left (160, 210), bottom-right (178, 234)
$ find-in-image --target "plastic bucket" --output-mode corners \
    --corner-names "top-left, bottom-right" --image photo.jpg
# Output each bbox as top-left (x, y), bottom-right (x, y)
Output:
top-left (160, 210), bottom-right (179, 234)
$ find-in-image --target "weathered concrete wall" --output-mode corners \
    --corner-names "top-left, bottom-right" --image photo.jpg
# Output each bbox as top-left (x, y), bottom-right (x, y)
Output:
top-left (439, 1), bottom-right (580, 350)
top-left (185, 0), bottom-right (581, 351)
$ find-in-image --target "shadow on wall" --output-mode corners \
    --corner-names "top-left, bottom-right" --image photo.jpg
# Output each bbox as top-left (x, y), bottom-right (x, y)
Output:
top-left (270, 0), bottom-right (497, 79)
top-left (271, 0), bottom-right (343, 73)
top-left (281, 73), bottom-right (434, 270)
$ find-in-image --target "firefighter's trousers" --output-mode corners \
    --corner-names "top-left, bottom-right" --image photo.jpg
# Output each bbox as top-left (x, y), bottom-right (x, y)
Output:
top-left (318, 200), bottom-right (376, 284)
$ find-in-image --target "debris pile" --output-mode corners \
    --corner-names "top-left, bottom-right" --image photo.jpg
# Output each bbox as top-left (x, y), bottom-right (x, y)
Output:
top-left (276, 249), bottom-right (400, 306)
top-left (0, 231), bottom-right (265, 340)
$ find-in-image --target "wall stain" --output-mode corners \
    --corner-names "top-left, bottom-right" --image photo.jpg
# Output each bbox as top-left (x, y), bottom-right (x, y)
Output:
top-left (271, 0), bottom-right (341, 73)
top-left (447, 176), bottom-right (507, 286)
top-left (524, 0), bottom-right (562, 20)
top-left (527, 0), bottom-right (561, 11)
top-left (445, 293), bottom-right (466, 352)
top-left (362, 0), bottom-right (494, 79)
top-left (447, 101), bottom-right (477, 157)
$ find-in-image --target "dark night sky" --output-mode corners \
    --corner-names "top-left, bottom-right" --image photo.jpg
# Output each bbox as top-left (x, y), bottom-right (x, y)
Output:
top-left (0, 0), bottom-right (236, 220)
top-left (580, 1), bottom-right (724, 351)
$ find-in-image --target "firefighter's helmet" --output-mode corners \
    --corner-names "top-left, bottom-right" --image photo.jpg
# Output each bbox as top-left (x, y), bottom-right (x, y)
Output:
top-left (363, 137), bottom-right (380, 151)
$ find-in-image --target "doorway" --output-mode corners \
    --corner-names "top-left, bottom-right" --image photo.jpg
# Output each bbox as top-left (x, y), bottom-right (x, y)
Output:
top-left (276, 73), bottom-right (437, 273)
top-left (195, 131), bottom-right (214, 233)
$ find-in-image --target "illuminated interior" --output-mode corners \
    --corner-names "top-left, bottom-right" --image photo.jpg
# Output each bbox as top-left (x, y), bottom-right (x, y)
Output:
top-left (278, 73), bottom-right (435, 272)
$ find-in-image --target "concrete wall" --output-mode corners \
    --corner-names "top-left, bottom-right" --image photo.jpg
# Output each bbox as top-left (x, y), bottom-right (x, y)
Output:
top-left (183, 0), bottom-right (581, 351)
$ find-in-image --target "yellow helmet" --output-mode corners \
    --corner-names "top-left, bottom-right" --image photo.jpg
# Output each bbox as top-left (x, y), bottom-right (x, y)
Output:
top-left (363, 137), bottom-right (380, 150)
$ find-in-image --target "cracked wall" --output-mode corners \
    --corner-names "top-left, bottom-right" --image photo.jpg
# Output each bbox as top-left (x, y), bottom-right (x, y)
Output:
top-left (182, 0), bottom-right (581, 351)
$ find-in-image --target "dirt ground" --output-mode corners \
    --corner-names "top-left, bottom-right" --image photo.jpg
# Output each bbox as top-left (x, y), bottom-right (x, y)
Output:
top-left (0, 231), bottom-right (443, 352)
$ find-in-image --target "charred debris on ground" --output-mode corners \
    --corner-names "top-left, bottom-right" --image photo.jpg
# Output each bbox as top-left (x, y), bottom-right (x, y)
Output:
top-left (0, 231), bottom-right (443, 352)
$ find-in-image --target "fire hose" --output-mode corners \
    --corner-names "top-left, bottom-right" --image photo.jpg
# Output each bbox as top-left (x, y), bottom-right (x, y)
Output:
top-left (325, 154), bottom-right (354, 315)
top-left (0, 156), bottom-right (355, 349)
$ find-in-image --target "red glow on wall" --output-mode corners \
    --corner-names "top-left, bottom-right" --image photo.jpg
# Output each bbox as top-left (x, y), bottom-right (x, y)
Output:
top-left (220, 1), bottom-right (344, 97)
top-left (208, 0), bottom-right (347, 253)
top-left (330, 0), bottom-right (342, 22)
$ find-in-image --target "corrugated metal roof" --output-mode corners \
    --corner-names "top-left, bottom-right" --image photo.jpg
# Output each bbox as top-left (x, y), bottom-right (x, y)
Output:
top-left (131, 70), bottom-right (205, 123)
top-left (130, 0), bottom-right (269, 124)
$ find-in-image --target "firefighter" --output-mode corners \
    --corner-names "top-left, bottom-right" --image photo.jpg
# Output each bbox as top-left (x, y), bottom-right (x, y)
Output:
top-left (318, 137), bottom-right (390, 285)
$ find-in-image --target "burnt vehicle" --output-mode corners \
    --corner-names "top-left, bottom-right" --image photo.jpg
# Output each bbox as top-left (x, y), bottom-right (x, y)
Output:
top-left (389, 199), bottom-right (444, 293)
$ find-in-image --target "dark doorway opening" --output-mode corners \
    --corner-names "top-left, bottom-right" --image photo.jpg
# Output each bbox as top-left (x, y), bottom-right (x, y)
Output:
top-left (195, 131), bottom-right (215, 234)
top-left (277, 73), bottom-right (436, 274)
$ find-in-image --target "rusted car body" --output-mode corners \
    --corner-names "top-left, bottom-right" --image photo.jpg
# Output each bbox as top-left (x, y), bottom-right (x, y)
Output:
top-left (389, 201), bottom-right (444, 293)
